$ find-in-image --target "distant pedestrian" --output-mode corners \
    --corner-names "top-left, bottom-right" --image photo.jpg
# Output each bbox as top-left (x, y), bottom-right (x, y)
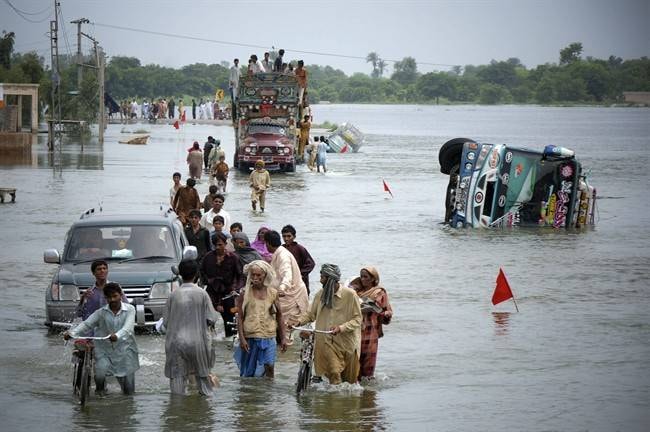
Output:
top-left (281, 224), bottom-right (315, 295)
top-left (262, 52), bottom-right (272, 72)
top-left (192, 99), bottom-right (197, 120)
top-left (168, 98), bottom-right (176, 119)
top-left (307, 136), bottom-right (318, 171)
top-left (213, 155), bottom-right (229, 194)
top-left (273, 49), bottom-right (284, 72)
top-left (203, 136), bottom-right (215, 170)
top-left (187, 142), bottom-right (203, 179)
top-left (229, 59), bottom-right (241, 102)
top-left (298, 115), bottom-right (311, 162)
top-left (317, 136), bottom-right (329, 173)
top-left (173, 178), bottom-right (201, 225)
top-left (184, 210), bottom-right (212, 262)
top-left (250, 160), bottom-right (271, 212)
top-left (295, 60), bottom-right (307, 105)
top-left (169, 172), bottom-right (182, 208)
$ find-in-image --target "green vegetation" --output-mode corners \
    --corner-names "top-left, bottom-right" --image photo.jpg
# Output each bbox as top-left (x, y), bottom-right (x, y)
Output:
top-left (3, 29), bottom-right (649, 128)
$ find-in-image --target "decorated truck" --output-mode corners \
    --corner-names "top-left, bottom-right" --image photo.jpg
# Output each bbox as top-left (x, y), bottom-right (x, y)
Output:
top-left (233, 73), bottom-right (301, 172)
top-left (439, 138), bottom-right (597, 229)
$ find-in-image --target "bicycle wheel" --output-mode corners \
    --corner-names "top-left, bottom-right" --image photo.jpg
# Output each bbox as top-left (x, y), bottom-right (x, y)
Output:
top-left (79, 350), bottom-right (91, 406)
top-left (296, 362), bottom-right (311, 395)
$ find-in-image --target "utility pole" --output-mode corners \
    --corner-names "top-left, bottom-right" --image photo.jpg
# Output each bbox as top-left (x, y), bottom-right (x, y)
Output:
top-left (48, 0), bottom-right (62, 152)
top-left (95, 42), bottom-right (105, 144)
top-left (71, 18), bottom-right (89, 90)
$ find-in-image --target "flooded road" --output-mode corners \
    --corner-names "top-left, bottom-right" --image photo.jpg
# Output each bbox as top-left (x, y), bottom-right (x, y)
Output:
top-left (1, 105), bottom-right (649, 431)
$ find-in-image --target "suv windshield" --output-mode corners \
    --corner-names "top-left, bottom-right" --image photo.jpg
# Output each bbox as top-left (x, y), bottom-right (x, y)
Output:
top-left (65, 225), bottom-right (177, 262)
top-left (248, 124), bottom-right (285, 135)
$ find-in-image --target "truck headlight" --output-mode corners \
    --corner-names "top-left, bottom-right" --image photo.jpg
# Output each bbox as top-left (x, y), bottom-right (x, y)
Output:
top-left (51, 283), bottom-right (80, 301)
top-left (151, 282), bottom-right (173, 299)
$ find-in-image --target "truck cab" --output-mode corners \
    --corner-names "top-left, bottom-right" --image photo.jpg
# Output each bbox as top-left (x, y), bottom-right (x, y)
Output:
top-left (234, 73), bottom-right (300, 172)
top-left (439, 138), bottom-right (597, 229)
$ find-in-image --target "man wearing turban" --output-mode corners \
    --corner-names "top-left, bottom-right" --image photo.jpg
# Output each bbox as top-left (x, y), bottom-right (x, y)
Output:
top-left (293, 263), bottom-right (362, 385)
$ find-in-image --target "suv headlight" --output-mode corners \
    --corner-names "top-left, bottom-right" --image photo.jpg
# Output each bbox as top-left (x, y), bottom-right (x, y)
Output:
top-left (51, 283), bottom-right (80, 301)
top-left (150, 282), bottom-right (176, 299)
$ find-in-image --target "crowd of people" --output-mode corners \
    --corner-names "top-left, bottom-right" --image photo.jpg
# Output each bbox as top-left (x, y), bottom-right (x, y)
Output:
top-left (64, 51), bottom-right (378, 398)
top-left (114, 98), bottom-right (231, 123)
top-left (64, 162), bottom-right (394, 397)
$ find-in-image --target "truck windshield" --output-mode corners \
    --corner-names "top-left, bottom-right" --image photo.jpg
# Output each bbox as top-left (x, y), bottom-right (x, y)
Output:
top-left (65, 225), bottom-right (177, 262)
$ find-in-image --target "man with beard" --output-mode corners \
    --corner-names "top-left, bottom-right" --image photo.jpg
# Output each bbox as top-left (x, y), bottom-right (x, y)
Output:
top-left (292, 264), bottom-right (361, 385)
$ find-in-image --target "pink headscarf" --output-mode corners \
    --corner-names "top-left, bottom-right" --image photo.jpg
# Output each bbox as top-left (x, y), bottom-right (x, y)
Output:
top-left (250, 225), bottom-right (273, 263)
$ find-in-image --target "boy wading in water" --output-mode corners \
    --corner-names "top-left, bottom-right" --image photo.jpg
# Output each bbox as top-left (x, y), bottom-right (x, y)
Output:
top-left (249, 160), bottom-right (271, 212)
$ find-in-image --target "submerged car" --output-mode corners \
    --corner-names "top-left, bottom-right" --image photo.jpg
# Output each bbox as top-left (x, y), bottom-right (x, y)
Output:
top-left (439, 137), bottom-right (597, 229)
top-left (43, 209), bottom-right (197, 328)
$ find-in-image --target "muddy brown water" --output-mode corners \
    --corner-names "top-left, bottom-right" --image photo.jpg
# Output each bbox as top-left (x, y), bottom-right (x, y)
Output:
top-left (0, 105), bottom-right (648, 431)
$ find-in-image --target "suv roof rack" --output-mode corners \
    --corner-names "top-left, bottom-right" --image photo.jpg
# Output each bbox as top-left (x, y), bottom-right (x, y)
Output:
top-left (79, 203), bottom-right (103, 219)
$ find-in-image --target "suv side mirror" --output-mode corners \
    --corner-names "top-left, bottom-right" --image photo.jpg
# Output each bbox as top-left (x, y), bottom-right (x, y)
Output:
top-left (44, 249), bottom-right (61, 264)
top-left (171, 265), bottom-right (179, 276)
top-left (181, 246), bottom-right (198, 262)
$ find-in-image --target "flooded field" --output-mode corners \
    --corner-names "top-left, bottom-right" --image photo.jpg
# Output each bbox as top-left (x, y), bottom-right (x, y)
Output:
top-left (0, 104), bottom-right (649, 431)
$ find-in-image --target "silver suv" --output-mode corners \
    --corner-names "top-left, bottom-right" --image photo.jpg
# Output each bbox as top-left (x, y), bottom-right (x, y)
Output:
top-left (43, 209), bottom-right (197, 328)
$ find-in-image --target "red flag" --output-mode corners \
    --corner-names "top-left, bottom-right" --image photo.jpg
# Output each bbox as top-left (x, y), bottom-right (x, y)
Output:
top-left (383, 179), bottom-right (393, 197)
top-left (340, 144), bottom-right (349, 153)
top-left (173, 120), bottom-right (180, 129)
top-left (492, 268), bottom-right (514, 305)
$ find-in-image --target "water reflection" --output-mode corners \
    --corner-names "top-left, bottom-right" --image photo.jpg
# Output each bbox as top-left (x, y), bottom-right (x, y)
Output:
top-left (492, 312), bottom-right (512, 336)
top-left (161, 394), bottom-right (214, 432)
top-left (71, 394), bottom-right (140, 430)
top-left (298, 387), bottom-right (386, 431)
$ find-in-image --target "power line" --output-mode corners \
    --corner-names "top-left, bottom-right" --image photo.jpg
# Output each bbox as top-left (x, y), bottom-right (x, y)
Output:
top-left (92, 21), bottom-right (459, 69)
top-left (2, 0), bottom-right (53, 23)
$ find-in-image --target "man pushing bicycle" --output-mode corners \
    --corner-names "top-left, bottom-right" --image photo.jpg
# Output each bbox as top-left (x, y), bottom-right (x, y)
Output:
top-left (291, 263), bottom-right (362, 385)
top-left (64, 282), bottom-right (140, 395)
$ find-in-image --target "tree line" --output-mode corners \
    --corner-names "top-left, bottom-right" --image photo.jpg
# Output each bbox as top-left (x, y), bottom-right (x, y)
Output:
top-left (2, 30), bottom-right (649, 127)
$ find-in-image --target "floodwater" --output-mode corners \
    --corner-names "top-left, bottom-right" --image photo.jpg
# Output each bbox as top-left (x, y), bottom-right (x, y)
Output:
top-left (0, 104), bottom-right (649, 431)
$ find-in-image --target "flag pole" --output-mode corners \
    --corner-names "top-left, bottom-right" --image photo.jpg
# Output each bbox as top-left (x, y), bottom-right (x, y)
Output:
top-left (511, 296), bottom-right (519, 312)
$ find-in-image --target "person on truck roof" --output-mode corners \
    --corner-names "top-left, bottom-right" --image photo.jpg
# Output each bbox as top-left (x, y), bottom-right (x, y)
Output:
top-left (262, 52), bottom-right (272, 71)
top-left (273, 49), bottom-right (284, 72)
top-left (229, 59), bottom-right (241, 102)
top-left (295, 60), bottom-right (308, 105)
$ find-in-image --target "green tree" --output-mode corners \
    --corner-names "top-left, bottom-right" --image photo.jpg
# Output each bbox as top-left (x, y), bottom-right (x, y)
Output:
top-left (559, 42), bottom-right (583, 65)
top-left (0, 30), bottom-right (15, 69)
top-left (416, 72), bottom-right (456, 103)
top-left (377, 59), bottom-right (387, 78)
top-left (366, 52), bottom-right (379, 78)
top-left (477, 60), bottom-right (519, 88)
top-left (391, 57), bottom-right (418, 86)
top-left (478, 83), bottom-right (510, 104)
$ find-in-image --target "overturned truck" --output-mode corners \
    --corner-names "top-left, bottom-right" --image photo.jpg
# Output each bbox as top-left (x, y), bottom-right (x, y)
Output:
top-left (439, 138), bottom-right (597, 229)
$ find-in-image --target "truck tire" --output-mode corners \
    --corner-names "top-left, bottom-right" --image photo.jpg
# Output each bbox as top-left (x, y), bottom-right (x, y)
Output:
top-left (439, 138), bottom-right (475, 175)
top-left (286, 162), bottom-right (296, 173)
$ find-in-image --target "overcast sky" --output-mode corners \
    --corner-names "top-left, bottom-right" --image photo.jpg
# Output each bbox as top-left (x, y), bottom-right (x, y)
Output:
top-left (2, 0), bottom-right (648, 75)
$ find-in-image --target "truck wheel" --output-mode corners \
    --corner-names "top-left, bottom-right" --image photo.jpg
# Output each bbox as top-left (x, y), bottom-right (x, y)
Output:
top-left (439, 138), bottom-right (475, 175)
top-left (238, 162), bottom-right (249, 173)
top-left (286, 162), bottom-right (296, 173)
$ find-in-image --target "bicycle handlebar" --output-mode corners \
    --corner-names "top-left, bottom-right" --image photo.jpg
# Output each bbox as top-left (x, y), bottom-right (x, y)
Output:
top-left (68, 335), bottom-right (111, 340)
top-left (291, 326), bottom-right (334, 334)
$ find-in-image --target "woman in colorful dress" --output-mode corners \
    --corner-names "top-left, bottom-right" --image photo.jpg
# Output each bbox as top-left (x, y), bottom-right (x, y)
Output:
top-left (349, 266), bottom-right (393, 380)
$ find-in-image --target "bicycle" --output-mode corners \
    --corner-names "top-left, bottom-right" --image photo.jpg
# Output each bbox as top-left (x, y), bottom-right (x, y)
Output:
top-left (67, 335), bottom-right (109, 406)
top-left (291, 326), bottom-right (333, 395)
top-left (222, 290), bottom-right (240, 349)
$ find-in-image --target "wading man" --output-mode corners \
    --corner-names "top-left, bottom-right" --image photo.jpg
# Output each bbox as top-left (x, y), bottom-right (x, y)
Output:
top-left (65, 283), bottom-right (140, 395)
top-left (293, 264), bottom-right (361, 385)
top-left (163, 260), bottom-right (219, 395)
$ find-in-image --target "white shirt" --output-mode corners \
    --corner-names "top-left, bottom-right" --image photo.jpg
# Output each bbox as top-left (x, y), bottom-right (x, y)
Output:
top-left (229, 65), bottom-right (241, 88)
top-left (200, 208), bottom-right (231, 232)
